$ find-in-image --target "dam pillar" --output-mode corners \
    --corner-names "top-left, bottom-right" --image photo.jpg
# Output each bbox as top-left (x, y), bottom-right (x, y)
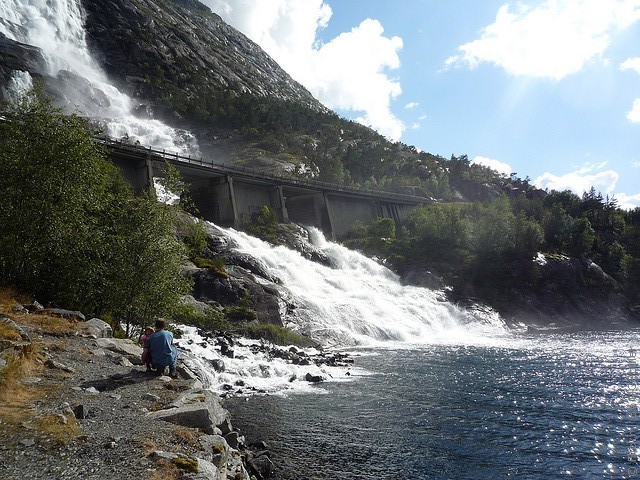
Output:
top-left (323, 192), bottom-right (336, 241)
top-left (272, 185), bottom-right (289, 223)
top-left (226, 175), bottom-right (240, 228)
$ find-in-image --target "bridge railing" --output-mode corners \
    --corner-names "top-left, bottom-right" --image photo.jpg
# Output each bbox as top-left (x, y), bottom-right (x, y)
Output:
top-left (96, 136), bottom-right (434, 204)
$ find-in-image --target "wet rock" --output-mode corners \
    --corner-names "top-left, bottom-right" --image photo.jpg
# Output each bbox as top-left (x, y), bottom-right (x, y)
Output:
top-left (224, 431), bottom-right (242, 450)
top-left (305, 373), bottom-right (323, 383)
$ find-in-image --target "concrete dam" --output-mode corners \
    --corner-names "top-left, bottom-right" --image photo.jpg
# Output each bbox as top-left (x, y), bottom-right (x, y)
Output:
top-left (105, 138), bottom-right (432, 240)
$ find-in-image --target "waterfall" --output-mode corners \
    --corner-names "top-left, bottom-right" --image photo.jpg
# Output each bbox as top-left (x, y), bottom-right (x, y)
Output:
top-left (177, 224), bottom-right (509, 396)
top-left (0, 0), bottom-right (199, 155)
top-left (218, 225), bottom-right (509, 347)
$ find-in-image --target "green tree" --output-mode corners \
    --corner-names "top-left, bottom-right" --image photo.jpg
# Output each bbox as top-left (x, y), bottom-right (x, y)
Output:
top-left (0, 87), bottom-right (189, 328)
top-left (0, 87), bottom-right (117, 307)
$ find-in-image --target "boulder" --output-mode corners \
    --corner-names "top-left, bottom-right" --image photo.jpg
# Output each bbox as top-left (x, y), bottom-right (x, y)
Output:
top-left (94, 338), bottom-right (142, 364)
top-left (77, 318), bottom-right (113, 338)
top-left (147, 389), bottom-right (228, 435)
top-left (305, 373), bottom-right (324, 383)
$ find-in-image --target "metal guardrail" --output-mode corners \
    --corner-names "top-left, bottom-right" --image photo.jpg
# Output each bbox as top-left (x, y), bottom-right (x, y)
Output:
top-left (97, 136), bottom-right (433, 204)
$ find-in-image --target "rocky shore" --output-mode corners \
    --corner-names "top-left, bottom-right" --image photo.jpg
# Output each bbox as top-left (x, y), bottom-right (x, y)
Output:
top-left (0, 306), bottom-right (275, 480)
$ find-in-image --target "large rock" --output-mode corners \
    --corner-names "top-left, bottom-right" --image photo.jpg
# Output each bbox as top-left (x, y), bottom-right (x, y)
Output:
top-left (147, 389), bottom-right (229, 435)
top-left (94, 338), bottom-right (142, 364)
top-left (0, 33), bottom-right (47, 89)
top-left (77, 318), bottom-right (113, 338)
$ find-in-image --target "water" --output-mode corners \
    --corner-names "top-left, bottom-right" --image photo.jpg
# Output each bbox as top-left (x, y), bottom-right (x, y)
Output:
top-left (227, 332), bottom-right (640, 479)
top-left (183, 225), bottom-right (640, 479)
top-left (0, 0), bottom-right (199, 154)
top-left (218, 226), bottom-right (508, 347)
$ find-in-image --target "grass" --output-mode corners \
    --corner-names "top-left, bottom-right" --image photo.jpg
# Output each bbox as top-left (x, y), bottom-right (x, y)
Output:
top-left (174, 427), bottom-right (200, 447)
top-left (238, 322), bottom-right (316, 347)
top-left (0, 320), bottom-right (22, 341)
top-left (0, 288), bottom-right (80, 443)
top-left (149, 459), bottom-right (182, 480)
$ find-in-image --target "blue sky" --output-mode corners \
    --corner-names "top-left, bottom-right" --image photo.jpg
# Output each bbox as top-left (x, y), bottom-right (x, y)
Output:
top-left (203, 0), bottom-right (640, 209)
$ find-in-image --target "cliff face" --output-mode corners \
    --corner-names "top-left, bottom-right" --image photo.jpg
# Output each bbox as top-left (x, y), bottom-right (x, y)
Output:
top-left (81, 0), bottom-right (324, 114)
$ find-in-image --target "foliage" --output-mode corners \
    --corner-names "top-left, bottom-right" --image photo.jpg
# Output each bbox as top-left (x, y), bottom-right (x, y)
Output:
top-left (245, 205), bottom-right (281, 244)
top-left (193, 256), bottom-right (228, 277)
top-left (170, 303), bottom-right (230, 331)
top-left (0, 87), bottom-right (189, 328)
top-left (239, 322), bottom-right (316, 347)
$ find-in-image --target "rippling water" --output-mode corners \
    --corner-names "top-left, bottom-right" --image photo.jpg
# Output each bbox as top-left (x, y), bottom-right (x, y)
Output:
top-left (227, 330), bottom-right (640, 479)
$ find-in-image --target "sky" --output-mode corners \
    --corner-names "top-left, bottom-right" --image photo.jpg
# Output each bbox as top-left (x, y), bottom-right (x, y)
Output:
top-left (201, 0), bottom-right (640, 210)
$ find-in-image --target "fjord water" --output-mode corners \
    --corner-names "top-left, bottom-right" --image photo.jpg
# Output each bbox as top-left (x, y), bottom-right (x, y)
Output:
top-left (228, 335), bottom-right (640, 479)
top-left (208, 226), bottom-right (640, 479)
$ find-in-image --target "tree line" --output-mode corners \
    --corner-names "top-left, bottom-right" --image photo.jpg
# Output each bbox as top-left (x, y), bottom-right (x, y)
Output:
top-left (347, 188), bottom-right (640, 309)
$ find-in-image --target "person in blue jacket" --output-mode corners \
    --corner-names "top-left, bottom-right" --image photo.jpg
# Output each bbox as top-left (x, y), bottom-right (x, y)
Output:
top-left (148, 318), bottom-right (178, 376)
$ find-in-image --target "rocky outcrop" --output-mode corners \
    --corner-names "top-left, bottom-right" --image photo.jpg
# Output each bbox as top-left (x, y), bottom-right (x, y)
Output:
top-left (80, 0), bottom-right (324, 113)
top-left (0, 33), bottom-right (47, 87)
top-left (511, 254), bottom-right (636, 328)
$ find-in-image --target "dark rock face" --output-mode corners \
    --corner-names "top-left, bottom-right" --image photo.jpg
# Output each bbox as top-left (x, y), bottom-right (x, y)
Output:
top-left (502, 254), bottom-right (637, 328)
top-left (80, 0), bottom-right (324, 114)
top-left (0, 33), bottom-right (47, 87)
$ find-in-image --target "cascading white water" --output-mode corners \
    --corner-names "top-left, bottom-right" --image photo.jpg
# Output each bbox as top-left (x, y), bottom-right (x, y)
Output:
top-left (0, 0), bottom-right (199, 155)
top-left (176, 224), bottom-right (510, 396)
top-left (218, 225), bottom-right (509, 347)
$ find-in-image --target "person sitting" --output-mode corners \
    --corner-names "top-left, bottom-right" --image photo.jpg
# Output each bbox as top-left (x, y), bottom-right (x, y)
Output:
top-left (139, 325), bottom-right (154, 372)
top-left (148, 318), bottom-right (178, 376)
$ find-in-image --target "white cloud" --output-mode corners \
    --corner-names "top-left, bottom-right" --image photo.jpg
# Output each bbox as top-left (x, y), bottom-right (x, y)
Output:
top-left (472, 156), bottom-right (513, 176)
top-left (621, 56), bottom-right (640, 74)
top-left (627, 98), bottom-right (640, 122)
top-left (614, 192), bottom-right (640, 210)
top-left (201, 0), bottom-right (405, 140)
top-left (446, 0), bottom-right (640, 80)
top-left (404, 102), bottom-right (419, 109)
top-left (632, 160), bottom-right (640, 167)
top-left (534, 163), bottom-right (619, 195)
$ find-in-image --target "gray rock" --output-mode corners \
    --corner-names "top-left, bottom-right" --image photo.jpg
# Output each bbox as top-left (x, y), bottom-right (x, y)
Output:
top-left (143, 393), bottom-right (161, 402)
top-left (84, 386), bottom-right (100, 395)
top-left (147, 389), bottom-right (228, 435)
top-left (45, 358), bottom-right (75, 373)
top-left (95, 338), bottom-right (142, 364)
top-left (113, 355), bottom-right (133, 367)
top-left (223, 431), bottom-right (242, 450)
top-left (77, 318), bottom-right (113, 338)
top-left (305, 372), bottom-right (323, 383)
top-left (247, 453), bottom-right (275, 480)
top-left (38, 308), bottom-right (85, 321)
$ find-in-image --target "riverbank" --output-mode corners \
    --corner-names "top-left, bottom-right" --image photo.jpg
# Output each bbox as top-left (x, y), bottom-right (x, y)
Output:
top-left (0, 299), bottom-right (271, 480)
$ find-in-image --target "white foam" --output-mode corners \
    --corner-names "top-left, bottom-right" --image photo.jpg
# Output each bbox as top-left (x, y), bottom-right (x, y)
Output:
top-left (177, 326), bottom-right (361, 397)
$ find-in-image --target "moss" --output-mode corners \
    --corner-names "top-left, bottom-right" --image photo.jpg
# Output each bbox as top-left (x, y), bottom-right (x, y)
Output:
top-left (172, 456), bottom-right (199, 473)
top-left (193, 256), bottom-right (228, 278)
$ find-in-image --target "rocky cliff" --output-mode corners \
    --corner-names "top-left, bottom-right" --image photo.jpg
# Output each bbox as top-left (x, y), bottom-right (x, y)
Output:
top-left (80, 0), bottom-right (324, 114)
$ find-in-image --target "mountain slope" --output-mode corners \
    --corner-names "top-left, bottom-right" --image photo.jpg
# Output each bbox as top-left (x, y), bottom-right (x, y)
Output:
top-left (82, 0), bottom-right (325, 115)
